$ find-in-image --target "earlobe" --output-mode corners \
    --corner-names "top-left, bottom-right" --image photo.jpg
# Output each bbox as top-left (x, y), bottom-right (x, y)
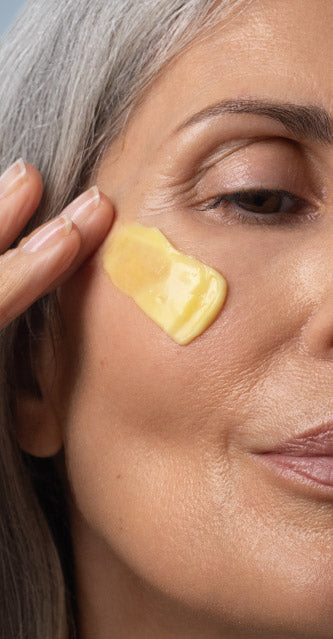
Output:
top-left (14, 318), bottom-right (65, 458)
top-left (14, 391), bottom-right (63, 458)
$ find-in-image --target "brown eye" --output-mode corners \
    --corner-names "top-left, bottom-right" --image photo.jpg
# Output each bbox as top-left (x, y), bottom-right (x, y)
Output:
top-left (202, 188), bottom-right (314, 227)
top-left (223, 189), bottom-right (296, 214)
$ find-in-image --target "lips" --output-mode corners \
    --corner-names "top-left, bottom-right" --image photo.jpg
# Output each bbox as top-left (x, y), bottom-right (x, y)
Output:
top-left (255, 424), bottom-right (333, 491)
top-left (266, 425), bottom-right (333, 456)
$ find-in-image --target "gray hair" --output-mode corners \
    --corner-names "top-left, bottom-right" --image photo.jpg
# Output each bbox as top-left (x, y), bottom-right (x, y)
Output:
top-left (0, 1), bottom-right (248, 637)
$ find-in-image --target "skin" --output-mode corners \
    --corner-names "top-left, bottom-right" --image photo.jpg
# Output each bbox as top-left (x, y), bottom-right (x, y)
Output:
top-left (17, 0), bottom-right (333, 637)
top-left (0, 161), bottom-right (113, 333)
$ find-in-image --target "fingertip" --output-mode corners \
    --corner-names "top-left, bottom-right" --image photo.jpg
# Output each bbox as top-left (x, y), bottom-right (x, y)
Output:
top-left (98, 190), bottom-right (116, 223)
top-left (8, 161), bottom-right (44, 218)
top-left (24, 162), bottom-right (43, 197)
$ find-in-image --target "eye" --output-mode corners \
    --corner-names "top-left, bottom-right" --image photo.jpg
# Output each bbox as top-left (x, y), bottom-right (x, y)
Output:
top-left (201, 188), bottom-right (314, 226)
top-left (222, 189), bottom-right (297, 214)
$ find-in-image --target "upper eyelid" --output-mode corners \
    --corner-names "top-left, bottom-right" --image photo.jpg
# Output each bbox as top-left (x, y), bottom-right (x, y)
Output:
top-left (190, 134), bottom-right (304, 177)
top-left (191, 155), bottom-right (323, 209)
top-left (195, 138), bottom-right (262, 174)
top-left (189, 138), bottom-right (274, 191)
top-left (195, 136), bottom-right (288, 173)
top-left (162, 135), bottom-right (295, 191)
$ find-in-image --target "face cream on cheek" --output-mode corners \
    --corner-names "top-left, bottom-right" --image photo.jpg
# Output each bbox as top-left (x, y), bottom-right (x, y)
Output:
top-left (102, 223), bottom-right (228, 345)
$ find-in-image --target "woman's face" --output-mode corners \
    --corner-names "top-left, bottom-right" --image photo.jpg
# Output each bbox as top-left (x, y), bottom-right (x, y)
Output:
top-left (53, 0), bottom-right (333, 636)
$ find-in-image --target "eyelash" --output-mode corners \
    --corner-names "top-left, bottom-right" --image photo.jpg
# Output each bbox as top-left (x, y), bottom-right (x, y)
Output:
top-left (200, 188), bottom-right (315, 226)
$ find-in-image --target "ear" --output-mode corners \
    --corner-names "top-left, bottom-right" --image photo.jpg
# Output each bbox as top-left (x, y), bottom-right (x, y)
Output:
top-left (15, 391), bottom-right (63, 458)
top-left (14, 329), bottom-right (64, 458)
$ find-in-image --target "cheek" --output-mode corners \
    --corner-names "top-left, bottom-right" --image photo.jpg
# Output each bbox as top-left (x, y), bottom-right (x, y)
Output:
top-left (59, 252), bottom-right (238, 453)
top-left (58, 234), bottom-right (259, 459)
top-left (56, 245), bottom-right (333, 633)
top-left (56, 220), bottom-right (307, 478)
top-left (58, 264), bottom-right (260, 620)
top-left (58, 257), bottom-right (249, 618)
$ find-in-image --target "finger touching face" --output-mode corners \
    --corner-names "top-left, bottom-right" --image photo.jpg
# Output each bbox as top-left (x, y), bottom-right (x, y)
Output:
top-left (56, 1), bottom-right (333, 636)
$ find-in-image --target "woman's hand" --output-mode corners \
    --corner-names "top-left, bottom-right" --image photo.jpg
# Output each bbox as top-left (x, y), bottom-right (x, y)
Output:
top-left (0, 159), bottom-right (113, 329)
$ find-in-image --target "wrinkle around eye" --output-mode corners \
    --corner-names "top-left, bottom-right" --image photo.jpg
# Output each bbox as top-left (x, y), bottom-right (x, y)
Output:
top-left (140, 129), bottom-right (324, 218)
top-left (140, 139), bottom-right (271, 216)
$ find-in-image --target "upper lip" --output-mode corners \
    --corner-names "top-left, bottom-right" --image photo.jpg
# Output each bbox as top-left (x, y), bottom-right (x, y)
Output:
top-left (260, 423), bottom-right (333, 456)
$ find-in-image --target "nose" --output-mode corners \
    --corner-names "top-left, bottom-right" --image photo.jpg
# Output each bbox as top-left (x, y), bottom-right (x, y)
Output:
top-left (300, 285), bottom-right (333, 359)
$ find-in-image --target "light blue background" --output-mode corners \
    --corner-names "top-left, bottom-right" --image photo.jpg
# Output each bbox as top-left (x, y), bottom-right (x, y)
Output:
top-left (0, 0), bottom-right (26, 36)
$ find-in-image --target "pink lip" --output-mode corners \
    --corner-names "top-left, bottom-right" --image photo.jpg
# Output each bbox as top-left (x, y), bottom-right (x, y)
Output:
top-left (265, 424), bottom-right (333, 456)
top-left (255, 424), bottom-right (333, 492)
top-left (258, 454), bottom-right (333, 488)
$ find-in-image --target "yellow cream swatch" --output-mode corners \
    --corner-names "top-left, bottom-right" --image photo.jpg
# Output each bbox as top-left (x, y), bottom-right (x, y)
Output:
top-left (102, 223), bottom-right (227, 345)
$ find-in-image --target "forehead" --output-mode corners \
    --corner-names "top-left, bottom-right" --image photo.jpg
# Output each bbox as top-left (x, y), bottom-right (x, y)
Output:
top-left (122, 0), bottom-right (333, 149)
top-left (97, 0), bottom-right (333, 199)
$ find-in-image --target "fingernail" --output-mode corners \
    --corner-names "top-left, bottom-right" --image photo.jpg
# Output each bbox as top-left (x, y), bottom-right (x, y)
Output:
top-left (0, 158), bottom-right (27, 199)
top-left (21, 214), bottom-right (73, 253)
top-left (66, 185), bottom-right (100, 224)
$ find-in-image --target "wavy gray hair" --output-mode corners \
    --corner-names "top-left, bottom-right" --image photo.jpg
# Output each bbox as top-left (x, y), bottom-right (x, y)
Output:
top-left (0, 1), bottom-right (247, 637)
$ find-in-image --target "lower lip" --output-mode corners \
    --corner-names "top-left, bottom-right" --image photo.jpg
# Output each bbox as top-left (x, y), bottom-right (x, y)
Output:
top-left (256, 453), bottom-right (333, 492)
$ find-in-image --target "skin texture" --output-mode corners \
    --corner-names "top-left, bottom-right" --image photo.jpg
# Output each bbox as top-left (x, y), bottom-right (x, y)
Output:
top-left (23, 0), bottom-right (333, 637)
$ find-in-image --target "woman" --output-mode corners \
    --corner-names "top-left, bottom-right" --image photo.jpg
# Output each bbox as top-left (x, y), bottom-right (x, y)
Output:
top-left (0, 0), bottom-right (332, 637)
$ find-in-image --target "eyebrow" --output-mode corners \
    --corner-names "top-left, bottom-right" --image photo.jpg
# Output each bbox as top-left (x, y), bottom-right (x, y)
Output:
top-left (174, 98), bottom-right (333, 144)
